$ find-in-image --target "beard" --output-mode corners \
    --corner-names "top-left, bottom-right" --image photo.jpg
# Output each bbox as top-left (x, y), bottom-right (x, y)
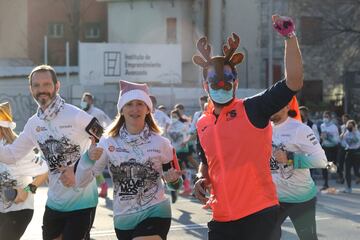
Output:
top-left (34, 90), bottom-right (57, 107)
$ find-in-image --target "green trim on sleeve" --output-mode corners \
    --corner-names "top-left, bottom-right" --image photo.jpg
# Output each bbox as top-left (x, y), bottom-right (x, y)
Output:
top-left (82, 151), bottom-right (96, 167)
top-left (293, 153), bottom-right (312, 169)
top-left (167, 177), bottom-right (183, 191)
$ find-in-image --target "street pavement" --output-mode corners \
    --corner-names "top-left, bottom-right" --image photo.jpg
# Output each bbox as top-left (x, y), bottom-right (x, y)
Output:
top-left (22, 179), bottom-right (360, 240)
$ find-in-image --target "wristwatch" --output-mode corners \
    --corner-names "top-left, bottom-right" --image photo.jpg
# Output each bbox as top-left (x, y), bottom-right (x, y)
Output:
top-left (286, 151), bottom-right (294, 166)
top-left (24, 184), bottom-right (37, 194)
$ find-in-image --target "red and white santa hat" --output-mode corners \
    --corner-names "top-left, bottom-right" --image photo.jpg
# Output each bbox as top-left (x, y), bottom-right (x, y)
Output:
top-left (0, 102), bottom-right (16, 130)
top-left (117, 80), bottom-right (153, 112)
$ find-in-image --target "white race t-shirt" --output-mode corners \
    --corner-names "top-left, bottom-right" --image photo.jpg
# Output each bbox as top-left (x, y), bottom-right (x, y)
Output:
top-left (0, 144), bottom-right (47, 213)
top-left (0, 104), bottom-right (98, 212)
top-left (271, 118), bottom-right (328, 203)
top-left (77, 126), bottom-right (174, 217)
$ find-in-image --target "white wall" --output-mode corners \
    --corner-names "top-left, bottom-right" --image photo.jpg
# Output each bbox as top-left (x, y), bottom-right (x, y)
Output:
top-left (108, 0), bottom-right (195, 62)
top-left (104, 0), bottom-right (263, 86)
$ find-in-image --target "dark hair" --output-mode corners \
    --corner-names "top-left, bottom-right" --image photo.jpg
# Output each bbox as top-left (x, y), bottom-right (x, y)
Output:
top-left (28, 65), bottom-right (58, 85)
top-left (323, 111), bottom-right (331, 117)
top-left (342, 113), bottom-right (350, 119)
top-left (158, 105), bottom-right (166, 110)
top-left (171, 109), bottom-right (187, 123)
top-left (82, 92), bottom-right (94, 101)
top-left (174, 103), bottom-right (184, 110)
top-left (299, 106), bottom-right (309, 112)
top-left (288, 109), bottom-right (298, 118)
top-left (200, 95), bottom-right (208, 102)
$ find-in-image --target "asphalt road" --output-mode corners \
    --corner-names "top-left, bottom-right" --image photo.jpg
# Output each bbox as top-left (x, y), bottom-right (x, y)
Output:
top-left (22, 179), bottom-right (360, 240)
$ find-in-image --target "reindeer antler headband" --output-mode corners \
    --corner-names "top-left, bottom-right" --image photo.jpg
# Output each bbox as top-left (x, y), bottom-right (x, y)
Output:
top-left (192, 33), bottom-right (245, 88)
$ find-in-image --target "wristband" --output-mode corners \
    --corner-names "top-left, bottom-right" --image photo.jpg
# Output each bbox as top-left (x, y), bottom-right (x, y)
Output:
top-left (287, 159), bottom-right (294, 166)
top-left (286, 151), bottom-right (294, 166)
top-left (285, 31), bottom-right (296, 40)
top-left (24, 184), bottom-right (37, 194)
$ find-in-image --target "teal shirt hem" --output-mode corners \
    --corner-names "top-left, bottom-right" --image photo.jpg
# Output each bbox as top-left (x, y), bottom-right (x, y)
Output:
top-left (114, 199), bottom-right (171, 230)
top-left (46, 179), bottom-right (98, 212)
top-left (279, 183), bottom-right (317, 203)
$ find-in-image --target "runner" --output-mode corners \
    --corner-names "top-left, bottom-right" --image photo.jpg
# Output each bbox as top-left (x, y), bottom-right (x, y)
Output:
top-left (320, 111), bottom-right (340, 190)
top-left (270, 102), bottom-right (327, 240)
top-left (0, 102), bottom-right (48, 240)
top-left (340, 119), bottom-right (360, 193)
top-left (76, 80), bottom-right (183, 240)
top-left (193, 15), bottom-right (303, 239)
top-left (0, 65), bottom-right (100, 240)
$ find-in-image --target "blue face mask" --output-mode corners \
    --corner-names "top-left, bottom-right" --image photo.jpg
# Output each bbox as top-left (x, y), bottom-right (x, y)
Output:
top-left (208, 86), bottom-right (234, 104)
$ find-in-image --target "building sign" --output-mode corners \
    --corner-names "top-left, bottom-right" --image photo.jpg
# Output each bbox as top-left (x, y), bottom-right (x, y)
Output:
top-left (79, 43), bottom-right (181, 85)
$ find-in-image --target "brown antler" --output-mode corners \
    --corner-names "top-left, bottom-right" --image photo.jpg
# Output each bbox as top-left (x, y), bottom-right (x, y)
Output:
top-left (223, 33), bottom-right (240, 62)
top-left (197, 37), bottom-right (212, 62)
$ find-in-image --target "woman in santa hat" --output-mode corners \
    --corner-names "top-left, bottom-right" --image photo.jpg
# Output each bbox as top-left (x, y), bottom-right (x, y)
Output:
top-left (76, 80), bottom-right (183, 240)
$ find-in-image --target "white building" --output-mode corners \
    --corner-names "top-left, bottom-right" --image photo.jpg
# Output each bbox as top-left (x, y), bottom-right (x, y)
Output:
top-left (99, 0), bottom-right (262, 88)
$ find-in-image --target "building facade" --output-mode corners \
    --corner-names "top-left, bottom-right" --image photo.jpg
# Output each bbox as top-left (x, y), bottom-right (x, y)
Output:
top-left (28, 0), bottom-right (108, 66)
top-left (100, 0), bottom-right (262, 88)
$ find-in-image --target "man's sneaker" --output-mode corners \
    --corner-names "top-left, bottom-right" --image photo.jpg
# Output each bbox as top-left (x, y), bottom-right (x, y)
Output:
top-left (341, 187), bottom-right (352, 194)
top-left (99, 182), bottom-right (108, 198)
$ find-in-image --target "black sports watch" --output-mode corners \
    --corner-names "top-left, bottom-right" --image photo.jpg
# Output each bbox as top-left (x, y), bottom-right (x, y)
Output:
top-left (24, 184), bottom-right (37, 194)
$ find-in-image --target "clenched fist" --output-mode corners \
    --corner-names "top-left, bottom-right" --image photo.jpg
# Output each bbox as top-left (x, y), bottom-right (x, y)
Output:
top-left (88, 136), bottom-right (104, 161)
top-left (272, 14), bottom-right (296, 39)
top-left (163, 168), bottom-right (182, 183)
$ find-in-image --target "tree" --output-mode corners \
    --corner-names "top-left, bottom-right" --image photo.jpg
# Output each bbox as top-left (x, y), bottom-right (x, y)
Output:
top-left (289, 0), bottom-right (360, 111)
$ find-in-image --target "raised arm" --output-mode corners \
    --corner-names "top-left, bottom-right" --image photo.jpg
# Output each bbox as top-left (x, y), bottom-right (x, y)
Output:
top-left (272, 15), bottom-right (303, 91)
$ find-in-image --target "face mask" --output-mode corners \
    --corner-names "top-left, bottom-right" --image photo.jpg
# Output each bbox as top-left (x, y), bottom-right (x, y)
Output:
top-left (347, 127), bottom-right (353, 132)
top-left (208, 86), bottom-right (234, 104)
top-left (323, 117), bottom-right (330, 124)
top-left (171, 118), bottom-right (178, 123)
top-left (80, 101), bottom-right (89, 111)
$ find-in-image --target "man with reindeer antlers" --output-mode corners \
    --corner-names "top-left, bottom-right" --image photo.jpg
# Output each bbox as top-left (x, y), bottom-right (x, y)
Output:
top-left (193, 15), bottom-right (303, 239)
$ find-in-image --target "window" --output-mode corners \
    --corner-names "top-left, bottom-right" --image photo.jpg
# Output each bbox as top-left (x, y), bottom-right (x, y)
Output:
top-left (85, 23), bottom-right (101, 39)
top-left (166, 18), bottom-right (177, 43)
top-left (48, 23), bottom-right (64, 38)
top-left (300, 17), bottom-right (323, 45)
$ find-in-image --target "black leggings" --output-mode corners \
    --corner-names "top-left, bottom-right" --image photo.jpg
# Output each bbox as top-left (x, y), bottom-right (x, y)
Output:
top-left (274, 197), bottom-right (317, 240)
top-left (337, 146), bottom-right (346, 179)
top-left (322, 146), bottom-right (338, 187)
top-left (344, 149), bottom-right (360, 188)
top-left (0, 209), bottom-right (34, 240)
